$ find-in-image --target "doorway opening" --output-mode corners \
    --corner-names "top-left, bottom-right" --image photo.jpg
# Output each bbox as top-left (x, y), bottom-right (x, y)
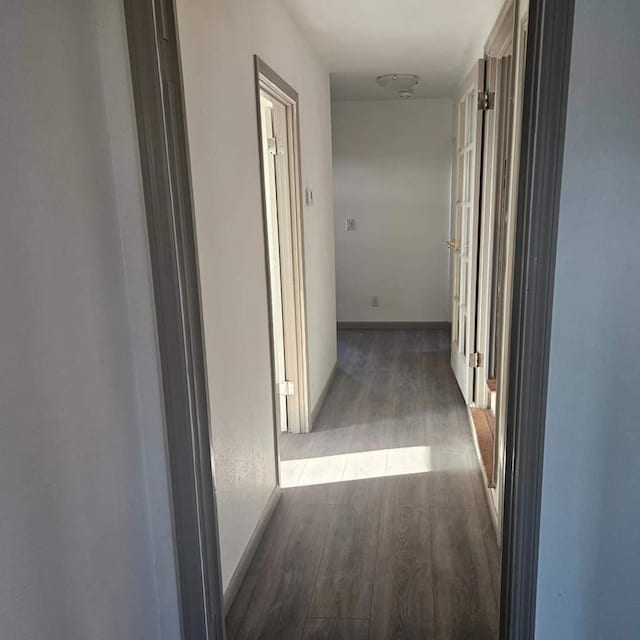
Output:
top-left (255, 57), bottom-right (310, 436)
top-left (123, 0), bottom-right (576, 636)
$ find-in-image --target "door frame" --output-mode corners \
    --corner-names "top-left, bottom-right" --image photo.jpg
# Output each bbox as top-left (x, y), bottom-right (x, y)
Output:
top-left (254, 56), bottom-right (311, 437)
top-left (258, 93), bottom-right (289, 434)
top-left (499, 0), bottom-right (575, 636)
top-left (494, 8), bottom-right (529, 537)
top-left (474, 0), bottom-right (516, 412)
top-left (123, 0), bottom-right (575, 637)
top-left (123, 0), bottom-right (225, 637)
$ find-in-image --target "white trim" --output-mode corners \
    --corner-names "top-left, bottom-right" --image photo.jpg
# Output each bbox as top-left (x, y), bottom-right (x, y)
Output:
top-left (258, 67), bottom-right (311, 434)
top-left (494, 11), bottom-right (530, 539)
top-left (474, 0), bottom-right (516, 409)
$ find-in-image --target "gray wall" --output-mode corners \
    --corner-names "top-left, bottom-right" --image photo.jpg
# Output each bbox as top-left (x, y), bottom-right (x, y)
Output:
top-left (535, 0), bottom-right (640, 637)
top-left (0, 2), bottom-right (180, 638)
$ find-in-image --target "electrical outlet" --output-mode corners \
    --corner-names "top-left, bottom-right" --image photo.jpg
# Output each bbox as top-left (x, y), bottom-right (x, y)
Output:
top-left (346, 217), bottom-right (356, 231)
top-left (371, 296), bottom-right (380, 308)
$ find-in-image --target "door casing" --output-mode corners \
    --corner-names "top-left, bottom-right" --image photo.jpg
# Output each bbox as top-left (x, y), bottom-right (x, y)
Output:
top-left (254, 56), bottom-right (311, 438)
top-left (474, 0), bottom-right (517, 413)
top-left (123, 0), bottom-right (225, 636)
top-left (499, 0), bottom-right (575, 636)
top-left (259, 94), bottom-right (289, 433)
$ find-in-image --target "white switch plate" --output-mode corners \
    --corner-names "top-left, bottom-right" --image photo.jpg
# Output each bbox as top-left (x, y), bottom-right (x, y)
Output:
top-left (346, 217), bottom-right (356, 231)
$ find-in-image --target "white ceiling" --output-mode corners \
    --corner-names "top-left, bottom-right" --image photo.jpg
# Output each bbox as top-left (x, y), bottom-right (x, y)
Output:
top-left (281, 0), bottom-right (504, 100)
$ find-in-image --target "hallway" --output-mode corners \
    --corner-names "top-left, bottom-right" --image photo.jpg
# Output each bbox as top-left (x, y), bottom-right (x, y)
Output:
top-left (226, 330), bottom-right (500, 639)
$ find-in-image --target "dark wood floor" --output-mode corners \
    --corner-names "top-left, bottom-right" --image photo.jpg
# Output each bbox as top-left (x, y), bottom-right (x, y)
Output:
top-left (226, 330), bottom-right (500, 640)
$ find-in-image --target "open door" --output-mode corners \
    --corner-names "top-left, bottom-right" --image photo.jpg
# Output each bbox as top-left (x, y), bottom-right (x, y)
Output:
top-left (256, 57), bottom-right (310, 435)
top-left (260, 95), bottom-right (289, 432)
top-left (450, 61), bottom-right (485, 404)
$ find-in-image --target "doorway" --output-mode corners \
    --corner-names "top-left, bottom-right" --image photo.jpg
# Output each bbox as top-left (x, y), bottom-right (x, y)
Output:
top-left (123, 0), bottom-right (577, 637)
top-left (255, 57), bottom-right (310, 436)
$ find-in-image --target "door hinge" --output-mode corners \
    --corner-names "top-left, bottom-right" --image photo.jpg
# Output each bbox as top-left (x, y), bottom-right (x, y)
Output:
top-left (279, 380), bottom-right (295, 396)
top-left (477, 90), bottom-right (495, 111)
top-left (267, 136), bottom-right (285, 156)
top-left (469, 352), bottom-right (482, 368)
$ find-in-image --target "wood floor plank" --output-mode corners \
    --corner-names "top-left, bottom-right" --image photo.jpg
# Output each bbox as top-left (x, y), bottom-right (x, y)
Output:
top-left (228, 329), bottom-right (499, 639)
top-left (465, 458), bottom-right (502, 600)
top-left (432, 507), bottom-right (499, 640)
top-left (302, 618), bottom-right (369, 640)
top-left (424, 400), bottom-right (474, 453)
top-left (280, 481), bottom-right (345, 507)
top-left (307, 478), bottom-right (383, 618)
top-left (388, 395), bottom-right (427, 450)
top-left (350, 367), bottom-right (393, 454)
top-left (226, 501), bottom-right (335, 640)
top-left (369, 477), bottom-right (436, 640)
top-left (428, 448), bottom-right (479, 511)
top-left (225, 573), bottom-right (258, 640)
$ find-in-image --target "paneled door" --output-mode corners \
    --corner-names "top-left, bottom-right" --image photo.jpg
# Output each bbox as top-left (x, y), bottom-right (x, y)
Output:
top-left (450, 61), bottom-right (485, 404)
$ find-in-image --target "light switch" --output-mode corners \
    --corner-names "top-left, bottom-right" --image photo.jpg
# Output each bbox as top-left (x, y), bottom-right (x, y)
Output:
top-left (305, 187), bottom-right (314, 207)
top-left (346, 217), bottom-right (356, 231)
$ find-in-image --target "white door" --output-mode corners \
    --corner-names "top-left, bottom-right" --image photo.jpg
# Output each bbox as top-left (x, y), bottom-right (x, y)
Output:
top-left (270, 99), bottom-right (301, 431)
top-left (450, 61), bottom-right (485, 404)
top-left (259, 87), bottom-right (309, 434)
top-left (260, 95), bottom-right (288, 431)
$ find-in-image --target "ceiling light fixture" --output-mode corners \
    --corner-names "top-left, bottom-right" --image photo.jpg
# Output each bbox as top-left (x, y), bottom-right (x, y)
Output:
top-left (376, 73), bottom-right (420, 98)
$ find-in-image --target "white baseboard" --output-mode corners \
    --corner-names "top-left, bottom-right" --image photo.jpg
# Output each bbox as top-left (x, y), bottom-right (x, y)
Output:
top-left (310, 361), bottom-right (338, 428)
top-left (223, 486), bottom-right (282, 616)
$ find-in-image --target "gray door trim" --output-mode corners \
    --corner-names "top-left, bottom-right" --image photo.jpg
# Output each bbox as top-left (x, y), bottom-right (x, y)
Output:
top-left (123, 1), bottom-right (226, 638)
top-left (499, 0), bottom-right (575, 637)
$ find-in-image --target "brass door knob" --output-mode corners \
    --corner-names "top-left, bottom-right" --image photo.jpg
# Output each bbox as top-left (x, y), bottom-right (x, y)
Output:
top-left (446, 239), bottom-right (457, 249)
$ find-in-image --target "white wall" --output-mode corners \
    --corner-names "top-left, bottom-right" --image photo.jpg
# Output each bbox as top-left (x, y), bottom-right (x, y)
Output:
top-left (0, 1), bottom-right (180, 638)
top-left (174, 0), bottom-right (337, 590)
top-left (535, 0), bottom-right (640, 637)
top-left (332, 99), bottom-right (453, 322)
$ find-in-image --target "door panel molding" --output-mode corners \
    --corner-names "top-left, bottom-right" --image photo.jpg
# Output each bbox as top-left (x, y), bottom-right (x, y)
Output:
top-left (500, 0), bottom-right (576, 637)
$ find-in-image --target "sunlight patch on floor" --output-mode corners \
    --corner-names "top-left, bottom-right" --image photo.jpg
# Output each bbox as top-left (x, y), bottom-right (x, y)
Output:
top-left (279, 445), bottom-right (435, 488)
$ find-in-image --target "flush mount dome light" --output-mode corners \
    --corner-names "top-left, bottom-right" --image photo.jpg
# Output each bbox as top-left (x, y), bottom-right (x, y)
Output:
top-left (376, 73), bottom-right (420, 98)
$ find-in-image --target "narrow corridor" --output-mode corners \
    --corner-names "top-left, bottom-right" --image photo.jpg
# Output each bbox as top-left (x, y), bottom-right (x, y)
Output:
top-left (227, 330), bottom-right (499, 639)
